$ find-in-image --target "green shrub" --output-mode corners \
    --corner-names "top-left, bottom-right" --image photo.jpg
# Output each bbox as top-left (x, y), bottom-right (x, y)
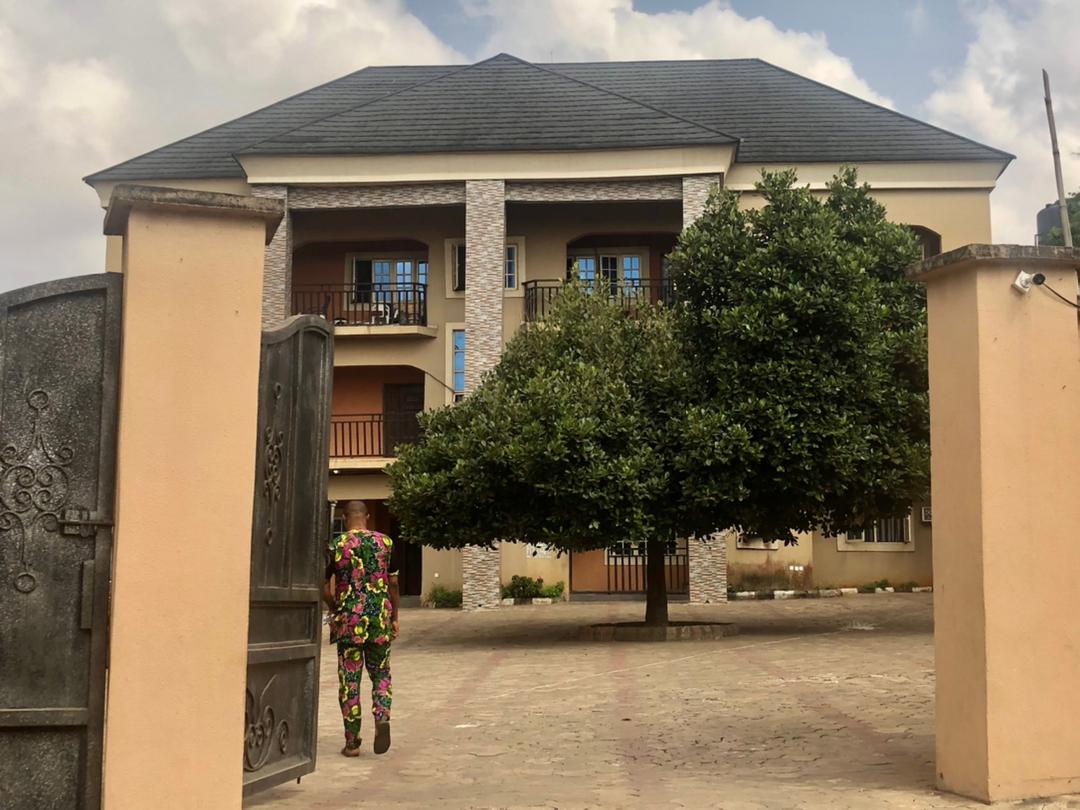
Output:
top-left (499, 576), bottom-right (566, 600)
top-left (540, 581), bottom-right (565, 599)
top-left (895, 580), bottom-right (920, 593)
top-left (426, 585), bottom-right (462, 608)
top-left (859, 578), bottom-right (892, 593)
top-left (501, 575), bottom-right (544, 599)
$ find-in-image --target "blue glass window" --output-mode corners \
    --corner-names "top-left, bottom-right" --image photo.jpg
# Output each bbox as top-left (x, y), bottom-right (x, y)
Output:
top-left (575, 256), bottom-right (596, 285)
top-left (622, 255), bottom-right (642, 296)
top-left (505, 245), bottom-right (518, 289)
top-left (373, 260), bottom-right (391, 305)
top-left (452, 329), bottom-right (466, 401)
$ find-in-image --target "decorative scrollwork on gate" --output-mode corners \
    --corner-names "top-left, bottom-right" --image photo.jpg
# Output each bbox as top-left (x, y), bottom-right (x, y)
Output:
top-left (261, 382), bottom-right (284, 546)
top-left (0, 389), bottom-right (80, 593)
top-left (243, 674), bottom-right (290, 772)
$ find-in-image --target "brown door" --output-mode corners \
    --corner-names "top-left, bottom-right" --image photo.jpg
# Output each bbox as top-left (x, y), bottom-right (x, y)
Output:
top-left (383, 383), bottom-right (423, 455)
top-left (388, 517), bottom-right (422, 597)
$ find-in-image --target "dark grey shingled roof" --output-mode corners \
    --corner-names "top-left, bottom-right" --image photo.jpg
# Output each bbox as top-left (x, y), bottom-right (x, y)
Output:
top-left (550, 59), bottom-right (1011, 164)
top-left (240, 55), bottom-right (736, 155)
top-left (87, 53), bottom-right (1011, 183)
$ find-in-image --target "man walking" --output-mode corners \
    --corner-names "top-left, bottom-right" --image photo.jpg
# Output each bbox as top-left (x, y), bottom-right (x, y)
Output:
top-left (324, 500), bottom-right (399, 757)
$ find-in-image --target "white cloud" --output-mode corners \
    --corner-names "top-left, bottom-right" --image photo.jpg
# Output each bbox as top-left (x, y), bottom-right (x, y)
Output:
top-left (36, 60), bottom-right (132, 160)
top-left (924, 1), bottom-right (1080, 242)
top-left (162, 0), bottom-right (461, 87)
top-left (0, 1), bottom-right (463, 293)
top-left (469, 0), bottom-right (893, 107)
top-left (0, 24), bottom-right (27, 106)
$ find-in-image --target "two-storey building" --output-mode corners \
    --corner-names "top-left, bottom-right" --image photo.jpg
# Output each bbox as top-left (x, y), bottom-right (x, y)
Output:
top-left (87, 53), bottom-right (1011, 605)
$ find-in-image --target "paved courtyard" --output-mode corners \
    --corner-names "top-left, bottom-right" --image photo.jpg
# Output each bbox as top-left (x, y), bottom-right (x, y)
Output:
top-left (246, 595), bottom-right (1079, 809)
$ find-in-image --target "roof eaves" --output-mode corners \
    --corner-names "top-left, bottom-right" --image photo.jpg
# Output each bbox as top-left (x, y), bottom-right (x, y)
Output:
top-left (85, 66), bottom-right (385, 185)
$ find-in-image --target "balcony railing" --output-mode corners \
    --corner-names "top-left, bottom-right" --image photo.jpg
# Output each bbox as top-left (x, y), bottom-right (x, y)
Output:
top-left (330, 412), bottom-right (421, 458)
top-left (523, 278), bottom-right (675, 322)
top-left (292, 283), bottom-right (427, 327)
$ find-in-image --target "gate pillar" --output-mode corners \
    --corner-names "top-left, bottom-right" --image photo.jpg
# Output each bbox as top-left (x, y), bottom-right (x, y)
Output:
top-left (100, 186), bottom-right (283, 810)
top-left (915, 245), bottom-right (1080, 803)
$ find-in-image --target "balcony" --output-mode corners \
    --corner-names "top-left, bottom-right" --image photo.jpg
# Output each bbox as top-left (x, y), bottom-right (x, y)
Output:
top-left (292, 284), bottom-right (429, 332)
top-left (330, 412), bottom-right (421, 466)
top-left (523, 278), bottom-right (675, 323)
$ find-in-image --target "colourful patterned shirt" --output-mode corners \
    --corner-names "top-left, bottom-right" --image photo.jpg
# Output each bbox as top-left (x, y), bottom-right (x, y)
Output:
top-left (328, 529), bottom-right (395, 647)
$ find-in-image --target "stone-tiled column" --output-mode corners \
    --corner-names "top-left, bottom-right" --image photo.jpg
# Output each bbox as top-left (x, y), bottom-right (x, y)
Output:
top-left (252, 184), bottom-right (291, 327)
top-left (461, 179), bottom-right (505, 609)
top-left (688, 532), bottom-right (729, 604)
top-left (682, 174), bottom-right (722, 230)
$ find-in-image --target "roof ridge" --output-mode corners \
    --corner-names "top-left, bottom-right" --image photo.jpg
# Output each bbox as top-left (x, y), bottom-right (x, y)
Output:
top-left (238, 56), bottom-right (503, 155)
top-left (530, 57), bottom-right (741, 144)
top-left (241, 53), bottom-right (739, 156)
top-left (749, 58), bottom-right (1015, 162)
top-left (549, 57), bottom-right (760, 66)
top-left (85, 65), bottom-right (394, 184)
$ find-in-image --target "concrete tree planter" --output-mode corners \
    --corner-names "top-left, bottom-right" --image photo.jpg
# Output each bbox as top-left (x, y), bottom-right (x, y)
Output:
top-left (581, 621), bottom-right (740, 642)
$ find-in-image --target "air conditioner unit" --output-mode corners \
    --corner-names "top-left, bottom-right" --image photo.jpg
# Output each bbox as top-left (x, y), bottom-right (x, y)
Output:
top-left (920, 506), bottom-right (932, 524)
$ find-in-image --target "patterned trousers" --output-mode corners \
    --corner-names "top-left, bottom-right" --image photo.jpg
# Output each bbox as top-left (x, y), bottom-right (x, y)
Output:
top-left (336, 641), bottom-right (392, 749)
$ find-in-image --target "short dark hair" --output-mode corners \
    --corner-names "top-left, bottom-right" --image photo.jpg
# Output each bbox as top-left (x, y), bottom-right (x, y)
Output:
top-left (345, 500), bottom-right (368, 519)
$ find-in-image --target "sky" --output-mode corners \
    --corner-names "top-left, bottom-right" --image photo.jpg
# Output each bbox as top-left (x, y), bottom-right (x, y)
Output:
top-left (1, 0), bottom-right (1077, 293)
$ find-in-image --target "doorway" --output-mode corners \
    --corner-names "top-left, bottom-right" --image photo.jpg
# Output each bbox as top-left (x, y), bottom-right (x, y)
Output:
top-left (383, 383), bottom-right (424, 455)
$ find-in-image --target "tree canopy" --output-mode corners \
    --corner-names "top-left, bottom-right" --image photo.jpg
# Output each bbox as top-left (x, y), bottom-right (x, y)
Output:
top-left (388, 167), bottom-right (929, 624)
top-left (1042, 190), bottom-right (1080, 247)
top-left (669, 167), bottom-right (928, 541)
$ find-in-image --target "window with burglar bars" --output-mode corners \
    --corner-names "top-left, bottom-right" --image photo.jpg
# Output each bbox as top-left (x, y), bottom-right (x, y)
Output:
top-left (846, 515), bottom-right (912, 543)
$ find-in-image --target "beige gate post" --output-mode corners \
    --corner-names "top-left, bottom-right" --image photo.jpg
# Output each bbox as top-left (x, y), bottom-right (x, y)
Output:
top-left (100, 186), bottom-right (283, 810)
top-left (915, 244), bottom-right (1080, 803)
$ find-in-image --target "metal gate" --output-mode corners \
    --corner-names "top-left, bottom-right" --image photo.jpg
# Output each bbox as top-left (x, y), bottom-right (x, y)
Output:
top-left (244, 315), bottom-right (333, 797)
top-left (605, 540), bottom-right (689, 594)
top-left (0, 274), bottom-right (121, 810)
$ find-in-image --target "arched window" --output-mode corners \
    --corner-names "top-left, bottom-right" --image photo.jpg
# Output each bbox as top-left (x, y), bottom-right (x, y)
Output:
top-left (908, 226), bottom-right (942, 260)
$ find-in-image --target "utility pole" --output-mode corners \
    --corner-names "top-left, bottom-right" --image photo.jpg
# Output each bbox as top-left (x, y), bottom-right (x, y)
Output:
top-left (1043, 69), bottom-right (1073, 247)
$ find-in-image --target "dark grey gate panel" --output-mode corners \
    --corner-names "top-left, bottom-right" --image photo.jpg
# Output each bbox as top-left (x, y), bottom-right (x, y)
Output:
top-left (244, 315), bottom-right (333, 797)
top-left (0, 274), bottom-right (121, 810)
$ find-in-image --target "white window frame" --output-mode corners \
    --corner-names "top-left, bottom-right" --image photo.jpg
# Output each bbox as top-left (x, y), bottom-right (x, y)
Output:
top-left (343, 251), bottom-right (428, 312)
top-left (344, 251), bottom-right (428, 288)
top-left (836, 514), bottom-right (915, 553)
top-left (566, 247), bottom-right (648, 295)
top-left (444, 237), bottom-right (526, 299)
top-left (736, 536), bottom-right (782, 551)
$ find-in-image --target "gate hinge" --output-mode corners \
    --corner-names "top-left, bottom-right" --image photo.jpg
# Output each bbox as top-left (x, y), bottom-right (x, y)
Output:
top-left (60, 507), bottom-right (114, 537)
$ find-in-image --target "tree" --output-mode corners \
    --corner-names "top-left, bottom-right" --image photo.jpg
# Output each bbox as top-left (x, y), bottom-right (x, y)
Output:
top-left (668, 168), bottom-right (928, 541)
top-left (388, 285), bottom-right (704, 625)
top-left (389, 167), bottom-right (929, 626)
top-left (1043, 189), bottom-right (1080, 247)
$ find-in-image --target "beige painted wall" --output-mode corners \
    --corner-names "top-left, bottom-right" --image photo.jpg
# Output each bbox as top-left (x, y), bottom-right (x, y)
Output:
top-left (920, 247), bottom-right (1080, 802)
top-left (737, 188), bottom-right (992, 249)
top-left (500, 542), bottom-right (570, 595)
top-left (238, 145), bottom-right (736, 184)
top-left (810, 505), bottom-right (934, 589)
top-left (103, 193), bottom-right (272, 809)
top-left (725, 533), bottom-right (813, 588)
top-left (328, 472), bottom-right (391, 501)
top-left (423, 547), bottom-right (463, 595)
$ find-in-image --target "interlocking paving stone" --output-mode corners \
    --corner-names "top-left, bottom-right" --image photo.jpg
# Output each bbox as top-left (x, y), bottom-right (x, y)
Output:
top-left (245, 595), bottom-right (1080, 810)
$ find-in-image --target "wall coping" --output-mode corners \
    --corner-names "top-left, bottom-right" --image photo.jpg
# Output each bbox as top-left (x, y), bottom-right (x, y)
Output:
top-left (907, 243), bottom-right (1080, 282)
top-left (104, 184), bottom-right (285, 244)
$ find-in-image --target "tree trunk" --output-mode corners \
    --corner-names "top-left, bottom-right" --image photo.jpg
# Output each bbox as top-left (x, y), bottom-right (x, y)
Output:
top-left (644, 537), bottom-right (669, 626)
